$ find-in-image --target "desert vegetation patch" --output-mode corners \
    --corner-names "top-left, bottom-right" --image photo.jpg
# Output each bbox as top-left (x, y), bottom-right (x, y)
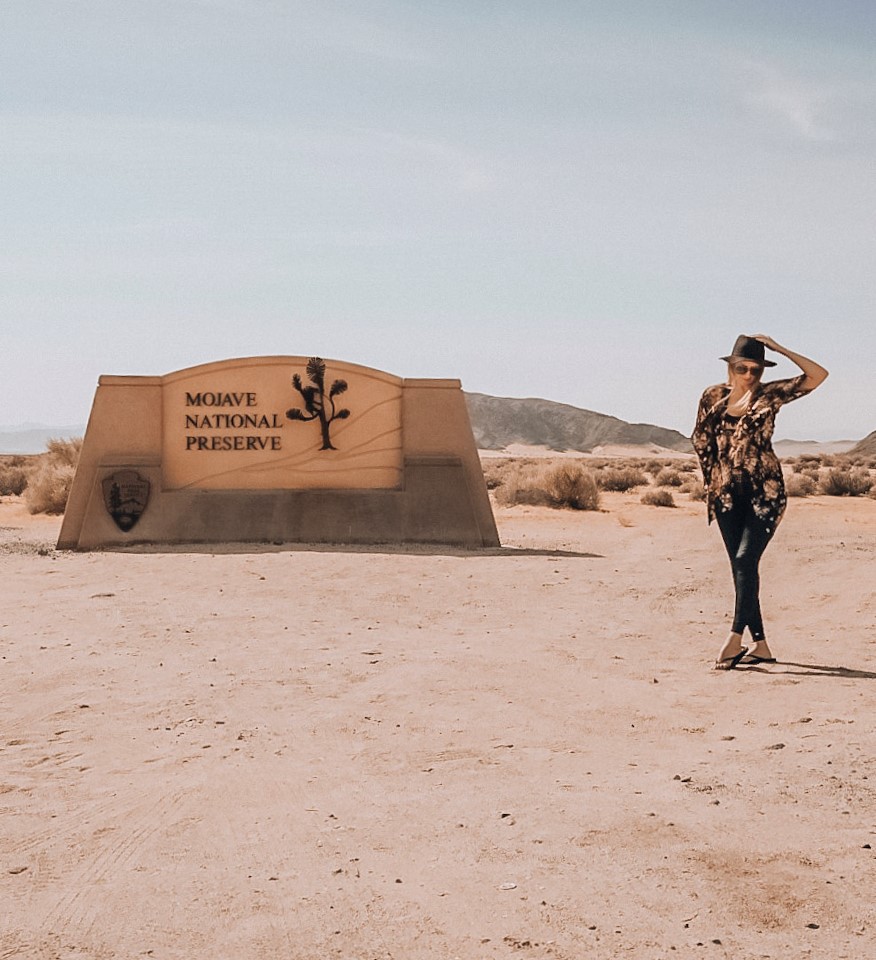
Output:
top-left (0, 438), bottom-right (82, 515)
top-left (483, 452), bottom-right (876, 512)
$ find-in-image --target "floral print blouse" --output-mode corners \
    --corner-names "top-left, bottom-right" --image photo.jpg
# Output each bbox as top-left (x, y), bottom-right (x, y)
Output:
top-left (692, 374), bottom-right (812, 528)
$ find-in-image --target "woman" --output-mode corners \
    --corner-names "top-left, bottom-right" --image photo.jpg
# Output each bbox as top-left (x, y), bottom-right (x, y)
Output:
top-left (692, 335), bottom-right (828, 669)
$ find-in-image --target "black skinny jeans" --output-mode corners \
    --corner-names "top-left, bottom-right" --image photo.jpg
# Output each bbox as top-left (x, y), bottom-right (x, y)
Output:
top-left (714, 489), bottom-right (775, 642)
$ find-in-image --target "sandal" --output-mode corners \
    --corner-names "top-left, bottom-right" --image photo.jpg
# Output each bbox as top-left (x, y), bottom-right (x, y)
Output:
top-left (714, 646), bottom-right (749, 671)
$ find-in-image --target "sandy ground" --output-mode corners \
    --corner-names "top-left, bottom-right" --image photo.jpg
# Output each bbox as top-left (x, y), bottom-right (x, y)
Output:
top-left (2, 490), bottom-right (876, 960)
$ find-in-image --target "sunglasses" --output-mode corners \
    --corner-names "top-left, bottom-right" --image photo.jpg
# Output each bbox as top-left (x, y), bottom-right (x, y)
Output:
top-left (733, 363), bottom-right (763, 376)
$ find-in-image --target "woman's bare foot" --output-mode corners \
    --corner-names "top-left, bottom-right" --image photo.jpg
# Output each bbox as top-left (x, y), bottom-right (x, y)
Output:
top-left (716, 632), bottom-right (744, 662)
top-left (715, 632), bottom-right (747, 670)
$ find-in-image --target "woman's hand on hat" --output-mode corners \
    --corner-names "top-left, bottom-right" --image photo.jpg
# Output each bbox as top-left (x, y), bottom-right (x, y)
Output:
top-left (752, 334), bottom-right (781, 352)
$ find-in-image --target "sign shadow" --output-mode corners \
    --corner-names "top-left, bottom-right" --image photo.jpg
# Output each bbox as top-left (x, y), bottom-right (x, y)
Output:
top-left (105, 542), bottom-right (604, 559)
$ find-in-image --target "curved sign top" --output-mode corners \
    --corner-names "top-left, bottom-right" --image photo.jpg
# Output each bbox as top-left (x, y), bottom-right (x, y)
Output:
top-left (160, 356), bottom-right (403, 490)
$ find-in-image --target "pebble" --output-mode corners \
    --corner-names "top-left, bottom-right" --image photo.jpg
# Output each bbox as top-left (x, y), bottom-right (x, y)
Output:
top-left (499, 882), bottom-right (517, 890)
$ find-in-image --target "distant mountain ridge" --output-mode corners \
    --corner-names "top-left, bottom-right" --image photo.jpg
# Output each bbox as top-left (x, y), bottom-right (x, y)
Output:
top-left (464, 392), bottom-right (692, 453)
top-left (851, 431), bottom-right (876, 457)
top-left (0, 425), bottom-right (85, 455)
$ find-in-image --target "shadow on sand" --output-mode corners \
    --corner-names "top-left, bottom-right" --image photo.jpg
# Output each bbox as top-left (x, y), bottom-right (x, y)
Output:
top-left (744, 661), bottom-right (876, 680)
top-left (103, 542), bottom-right (604, 560)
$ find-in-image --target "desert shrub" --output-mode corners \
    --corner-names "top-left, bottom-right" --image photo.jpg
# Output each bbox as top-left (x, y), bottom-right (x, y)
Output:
top-left (493, 462), bottom-right (550, 507)
top-left (681, 480), bottom-right (706, 501)
top-left (25, 462), bottom-right (75, 514)
top-left (0, 456), bottom-right (32, 496)
top-left (654, 467), bottom-right (683, 487)
top-left (480, 459), bottom-right (500, 489)
top-left (818, 469), bottom-right (873, 497)
top-left (544, 464), bottom-right (601, 510)
top-left (597, 466), bottom-right (648, 491)
top-left (481, 458), bottom-right (517, 491)
top-left (677, 460), bottom-right (697, 473)
top-left (24, 437), bottom-right (83, 515)
top-left (786, 473), bottom-right (816, 497)
top-left (798, 453), bottom-right (821, 464)
top-left (44, 437), bottom-right (82, 467)
top-left (645, 459), bottom-right (664, 476)
top-left (641, 488), bottom-right (675, 507)
top-left (493, 461), bottom-right (600, 511)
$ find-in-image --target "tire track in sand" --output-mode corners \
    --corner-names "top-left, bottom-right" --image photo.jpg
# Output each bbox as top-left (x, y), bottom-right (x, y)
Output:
top-left (38, 788), bottom-right (190, 942)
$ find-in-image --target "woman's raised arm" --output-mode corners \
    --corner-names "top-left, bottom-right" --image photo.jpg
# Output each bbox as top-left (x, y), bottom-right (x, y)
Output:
top-left (752, 335), bottom-right (829, 391)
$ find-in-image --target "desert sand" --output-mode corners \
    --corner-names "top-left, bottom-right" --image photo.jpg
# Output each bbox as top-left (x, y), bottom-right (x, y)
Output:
top-left (2, 488), bottom-right (876, 959)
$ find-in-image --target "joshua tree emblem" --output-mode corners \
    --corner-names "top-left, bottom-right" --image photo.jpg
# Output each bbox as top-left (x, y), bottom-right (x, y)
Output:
top-left (286, 357), bottom-right (351, 450)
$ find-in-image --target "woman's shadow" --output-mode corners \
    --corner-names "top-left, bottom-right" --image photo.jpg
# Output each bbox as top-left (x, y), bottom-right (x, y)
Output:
top-left (744, 661), bottom-right (876, 680)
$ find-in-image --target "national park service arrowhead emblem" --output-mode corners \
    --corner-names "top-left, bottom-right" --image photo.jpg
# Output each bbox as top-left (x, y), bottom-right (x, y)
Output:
top-left (102, 471), bottom-right (150, 532)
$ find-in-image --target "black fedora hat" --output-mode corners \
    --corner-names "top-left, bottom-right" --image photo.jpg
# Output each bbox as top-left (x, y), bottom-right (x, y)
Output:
top-left (720, 335), bottom-right (776, 367)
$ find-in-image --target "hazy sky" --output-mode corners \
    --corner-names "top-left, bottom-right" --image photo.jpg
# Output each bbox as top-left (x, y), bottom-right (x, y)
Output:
top-left (2, 1), bottom-right (874, 440)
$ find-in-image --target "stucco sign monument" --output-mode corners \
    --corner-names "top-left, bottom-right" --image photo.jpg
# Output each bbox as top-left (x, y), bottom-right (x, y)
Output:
top-left (58, 356), bottom-right (499, 549)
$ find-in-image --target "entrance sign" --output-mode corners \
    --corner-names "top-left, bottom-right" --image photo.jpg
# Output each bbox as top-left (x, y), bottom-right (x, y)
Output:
top-left (161, 356), bottom-right (402, 491)
top-left (58, 356), bottom-right (499, 550)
